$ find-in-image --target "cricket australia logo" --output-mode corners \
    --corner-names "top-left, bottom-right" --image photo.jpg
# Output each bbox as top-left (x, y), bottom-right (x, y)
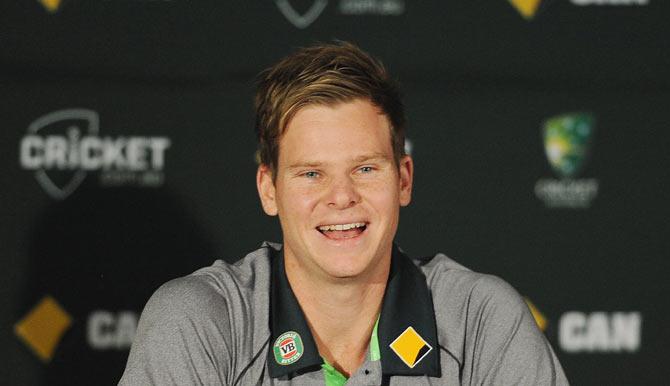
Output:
top-left (275, 0), bottom-right (328, 28)
top-left (535, 113), bottom-right (599, 208)
top-left (20, 109), bottom-right (99, 199)
top-left (273, 331), bottom-right (304, 365)
top-left (20, 109), bottom-right (171, 200)
top-left (543, 113), bottom-right (594, 179)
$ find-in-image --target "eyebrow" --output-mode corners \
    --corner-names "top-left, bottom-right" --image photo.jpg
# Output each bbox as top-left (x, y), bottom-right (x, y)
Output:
top-left (352, 152), bottom-right (391, 163)
top-left (287, 161), bottom-right (324, 170)
top-left (287, 153), bottom-right (392, 170)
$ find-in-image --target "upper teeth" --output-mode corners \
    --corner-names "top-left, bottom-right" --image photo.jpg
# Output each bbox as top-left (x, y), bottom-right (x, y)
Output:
top-left (318, 222), bottom-right (366, 231)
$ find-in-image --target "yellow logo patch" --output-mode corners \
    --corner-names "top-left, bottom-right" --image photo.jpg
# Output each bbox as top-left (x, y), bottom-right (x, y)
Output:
top-left (525, 298), bottom-right (548, 332)
top-left (38, 0), bottom-right (63, 13)
top-left (14, 296), bottom-right (72, 362)
top-left (389, 326), bottom-right (432, 368)
top-left (508, 0), bottom-right (543, 19)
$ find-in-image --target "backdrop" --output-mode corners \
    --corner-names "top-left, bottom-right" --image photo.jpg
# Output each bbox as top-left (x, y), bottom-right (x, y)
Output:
top-left (1, 1), bottom-right (669, 385)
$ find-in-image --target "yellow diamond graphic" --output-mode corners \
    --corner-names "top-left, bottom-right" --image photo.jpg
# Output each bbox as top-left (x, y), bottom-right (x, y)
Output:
top-left (508, 0), bottom-right (543, 20)
top-left (14, 296), bottom-right (72, 362)
top-left (525, 298), bottom-right (548, 332)
top-left (389, 326), bottom-right (432, 368)
top-left (38, 0), bottom-right (62, 13)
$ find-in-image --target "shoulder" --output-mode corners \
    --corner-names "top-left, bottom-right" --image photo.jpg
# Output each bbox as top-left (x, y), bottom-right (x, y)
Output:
top-left (415, 252), bottom-right (523, 309)
top-left (413, 253), bottom-right (532, 358)
top-left (146, 242), bottom-right (274, 322)
top-left (119, 244), bottom-right (276, 385)
top-left (413, 253), bottom-right (567, 385)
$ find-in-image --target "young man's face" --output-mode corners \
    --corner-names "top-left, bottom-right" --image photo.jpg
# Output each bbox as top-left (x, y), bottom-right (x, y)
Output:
top-left (257, 99), bottom-right (413, 282)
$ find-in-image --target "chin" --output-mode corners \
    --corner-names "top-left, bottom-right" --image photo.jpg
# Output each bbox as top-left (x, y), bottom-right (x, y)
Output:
top-left (322, 266), bottom-right (367, 280)
top-left (317, 252), bottom-right (378, 280)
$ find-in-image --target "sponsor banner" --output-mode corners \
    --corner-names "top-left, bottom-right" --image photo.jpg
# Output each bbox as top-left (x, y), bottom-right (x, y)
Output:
top-left (5, 0), bottom-right (665, 90)
top-left (19, 109), bottom-right (171, 200)
top-left (15, 295), bottom-right (139, 361)
top-left (526, 301), bottom-right (643, 354)
top-left (87, 310), bottom-right (138, 351)
top-left (559, 311), bottom-right (642, 353)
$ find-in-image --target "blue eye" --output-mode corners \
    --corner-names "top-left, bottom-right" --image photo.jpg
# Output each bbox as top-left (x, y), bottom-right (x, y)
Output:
top-left (360, 166), bottom-right (373, 173)
top-left (304, 171), bottom-right (319, 178)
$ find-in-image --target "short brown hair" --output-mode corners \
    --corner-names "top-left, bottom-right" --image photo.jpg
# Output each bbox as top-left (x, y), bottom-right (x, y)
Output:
top-left (254, 41), bottom-right (406, 175)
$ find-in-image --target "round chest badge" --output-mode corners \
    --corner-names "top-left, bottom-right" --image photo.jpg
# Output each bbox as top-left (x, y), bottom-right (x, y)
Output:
top-left (273, 331), bottom-right (304, 365)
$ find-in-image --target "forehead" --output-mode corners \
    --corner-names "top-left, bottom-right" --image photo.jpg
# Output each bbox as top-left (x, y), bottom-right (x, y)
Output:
top-left (278, 100), bottom-right (393, 164)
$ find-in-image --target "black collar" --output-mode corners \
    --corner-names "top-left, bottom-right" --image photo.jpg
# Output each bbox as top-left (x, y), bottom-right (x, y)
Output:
top-left (267, 247), bottom-right (323, 378)
top-left (267, 245), bottom-right (441, 379)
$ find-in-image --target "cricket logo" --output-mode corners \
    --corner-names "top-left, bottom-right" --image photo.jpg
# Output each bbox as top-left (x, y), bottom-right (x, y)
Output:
top-left (275, 0), bottom-right (328, 28)
top-left (542, 113), bottom-right (595, 179)
top-left (20, 108), bottom-right (171, 199)
top-left (535, 112), bottom-right (599, 209)
top-left (20, 109), bottom-right (99, 200)
top-left (273, 331), bottom-right (304, 365)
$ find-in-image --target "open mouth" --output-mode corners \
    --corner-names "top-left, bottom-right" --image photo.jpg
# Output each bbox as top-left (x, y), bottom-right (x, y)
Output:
top-left (316, 222), bottom-right (367, 240)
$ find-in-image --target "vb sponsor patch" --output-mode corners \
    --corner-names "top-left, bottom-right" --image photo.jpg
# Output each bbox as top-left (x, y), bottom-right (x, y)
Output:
top-left (273, 331), bottom-right (304, 365)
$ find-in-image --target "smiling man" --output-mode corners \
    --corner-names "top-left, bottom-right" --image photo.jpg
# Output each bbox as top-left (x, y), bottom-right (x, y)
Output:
top-left (120, 42), bottom-right (568, 385)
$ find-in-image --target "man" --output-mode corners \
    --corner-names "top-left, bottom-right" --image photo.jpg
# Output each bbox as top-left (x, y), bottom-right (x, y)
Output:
top-left (120, 42), bottom-right (568, 385)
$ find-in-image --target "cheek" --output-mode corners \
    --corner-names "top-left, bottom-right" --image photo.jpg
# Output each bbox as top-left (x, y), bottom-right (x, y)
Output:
top-left (277, 184), bottom-right (322, 221)
top-left (364, 180), bottom-right (399, 204)
top-left (362, 189), bottom-right (400, 224)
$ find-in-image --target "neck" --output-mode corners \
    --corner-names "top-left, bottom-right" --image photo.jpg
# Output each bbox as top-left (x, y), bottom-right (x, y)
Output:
top-left (284, 252), bottom-right (390, 377)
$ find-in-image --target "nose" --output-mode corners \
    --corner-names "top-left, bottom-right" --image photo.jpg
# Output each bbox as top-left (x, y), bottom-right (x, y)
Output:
top-left (326, 175), bottom-right (361, 209)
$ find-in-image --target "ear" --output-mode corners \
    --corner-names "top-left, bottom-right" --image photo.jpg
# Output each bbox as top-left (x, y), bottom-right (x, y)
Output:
top-left (257, 164), bottom-right (278, 216)
top-left (398, 155), bottom-right (414, 207)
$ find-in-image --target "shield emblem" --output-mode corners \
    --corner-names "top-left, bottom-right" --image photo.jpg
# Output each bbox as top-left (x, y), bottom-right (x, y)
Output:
top-left (275, 0), bottom-right (328, 29)
top-left (542, 113), bottom-right (595, 179)
top-left (27, 109), bottom-right (99, 200)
